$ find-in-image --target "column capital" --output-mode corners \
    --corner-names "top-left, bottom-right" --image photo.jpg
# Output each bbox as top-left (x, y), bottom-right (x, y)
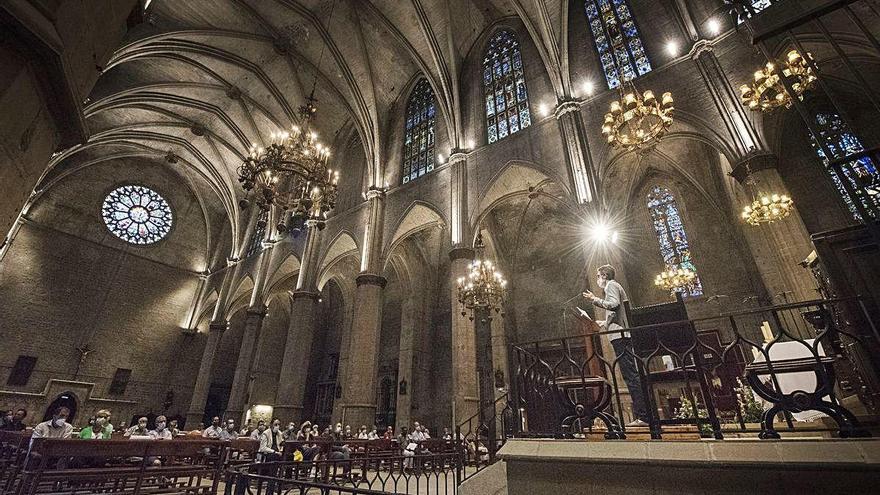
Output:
top-left (208, 321), bottom-right (228, 333)
top-left (554, 100), bottom-right (582, 119)
top-left (730, 150), bottom-right (779, 184)
top-left (356, 273), bottom-right (387, 288)
top-left (290, 290), bottom-right (320, 301)
top-left (448, 150), bottom-right (468, 164)
top-left (449, 247), bottom-right (475, 262)
top-left (366, 186), bottom-right (386, 200)
top-left (246, 304), bottom-right (268, 317)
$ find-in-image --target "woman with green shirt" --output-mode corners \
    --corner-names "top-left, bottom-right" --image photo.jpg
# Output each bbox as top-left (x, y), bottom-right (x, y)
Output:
top-left (79, 409), bottom-right (114, 439)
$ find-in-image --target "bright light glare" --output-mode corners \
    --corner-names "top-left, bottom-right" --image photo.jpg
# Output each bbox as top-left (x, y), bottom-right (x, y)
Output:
top-left (666, 40), bottom-right (679, 56)
top-left (588, 221), bottom-right (619, 244)
top-left (707, 18), bottom-right (721, 36)
top-left (582, 80), bottom-right (595, 96)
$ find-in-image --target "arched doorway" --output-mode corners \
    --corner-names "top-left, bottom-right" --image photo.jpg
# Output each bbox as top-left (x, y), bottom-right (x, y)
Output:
top-left (42, 392), bottom-right (79, 423)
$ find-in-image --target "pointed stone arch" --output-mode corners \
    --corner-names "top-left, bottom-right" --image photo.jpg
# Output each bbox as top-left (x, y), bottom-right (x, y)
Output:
top-left (317, 230), bottom-right (360, 284)
top-left (264, 253), bottom-right (302, 296)
top-left (384, 201), bottom-right (446, 257)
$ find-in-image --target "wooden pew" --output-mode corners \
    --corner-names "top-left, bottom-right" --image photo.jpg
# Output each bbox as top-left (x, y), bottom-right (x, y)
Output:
top-left (0, 431), bottom-right (30, 494)
top-left (12, 439), bottom-right (228, 495)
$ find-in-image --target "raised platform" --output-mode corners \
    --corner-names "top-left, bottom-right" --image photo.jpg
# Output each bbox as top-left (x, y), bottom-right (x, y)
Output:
top-left (495, 438), bottom-right (880, 494)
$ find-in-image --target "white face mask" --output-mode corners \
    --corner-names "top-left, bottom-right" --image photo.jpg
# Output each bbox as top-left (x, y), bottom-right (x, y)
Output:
top-left (156, 422), bottom-right (166, 430)
top-left (53, 418), bottom-right (66, 428)
top-left (95, 417), bottom-right (107, 426)
top-left (272, 426), bottom-right (280, 432)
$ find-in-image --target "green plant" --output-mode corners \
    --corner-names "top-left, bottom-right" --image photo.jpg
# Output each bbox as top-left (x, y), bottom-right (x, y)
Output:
top-left (734, 377), bottom-right (764, 423)
top-left (674, 395), bottom-right (712, 436)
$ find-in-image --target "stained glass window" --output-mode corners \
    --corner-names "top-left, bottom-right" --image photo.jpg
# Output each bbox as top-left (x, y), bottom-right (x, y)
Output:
top-left (102, 185), bottom-right (172, 245)
top-left (734, 1), bottom-right (778, 23)
top-left (809, 112), bottom-right (879, 221)
top-left (647, 186), bottom-right (703, 297)
top-left (584, 0), bottom-right (652, 89)
top-left (483, 30), bottom-right (531, 144)
top-left (402, 78), bottom-right (436, 184)
top-left (246, 209), bottom-right (269, 258)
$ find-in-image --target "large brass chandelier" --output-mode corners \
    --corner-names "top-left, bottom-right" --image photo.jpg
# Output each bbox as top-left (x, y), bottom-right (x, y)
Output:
top-left (741, 193), bottom-right (794, 226)
top-left (740, 50), bottom-right (816, 112)
top-left (238, 96), bottom-right (339, 231)
top-left (602, 82), bottom-right (674, 152)
top-left (654, 265), bottom-right (697, 294)
top-left (457, 234), bottom-right (507, 319)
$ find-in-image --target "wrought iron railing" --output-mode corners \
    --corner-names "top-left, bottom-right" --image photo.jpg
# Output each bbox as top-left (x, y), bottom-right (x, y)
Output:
top-left (455, 393), bottom-right (513, 481)
top-left (510, 297), bottom-right (880, 440)
top-left (225, 454), bottom-right (461, 495)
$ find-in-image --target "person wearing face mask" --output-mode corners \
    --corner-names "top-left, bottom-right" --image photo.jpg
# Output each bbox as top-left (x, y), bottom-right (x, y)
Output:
top-left (149, 415), bottom-right (173, 440)
top-left (221, 419), bottom-right (238, 440)
top-left (356, 425), bottom-right (369, 440)
top-left (79, 409), bottom-right (113, 439)
top-left (31, 406), bottom-right (73, 443)
top-left (125, 417), bottom-right (150, 438)
top-left (282, 422), bottom-right (297, 441)
top-left (250, 420), bottom-right (267, 440)
top-left (258, 419), bottom-right (284, 461)
top-left (202, 417), bottom-right (223, 439)
top-left (582, 264), bottom-right (647, 427)
top-left (168, 419), bottom-right (180, 437)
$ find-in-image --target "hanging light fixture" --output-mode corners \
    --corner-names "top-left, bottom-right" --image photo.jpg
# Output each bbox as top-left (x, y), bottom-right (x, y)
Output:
top-left (739, 165), bottom-right (795, 226)
top-left (602, 83), bottom-right (675, 151)
top-left (238, 96), bottom-right (339, 230)
top-left (457, 233), bottom-right (507, 320)
top-left (654, 265), bottom-right (698, 294)
top-left (740, 50), bottom-right (816, 113)
top-left (237, 0), bottom-right (340, 232)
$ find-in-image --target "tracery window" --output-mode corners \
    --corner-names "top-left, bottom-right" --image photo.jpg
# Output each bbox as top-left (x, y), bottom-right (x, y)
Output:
top-left (647, 186), bottom-right (703, 297)
top-left (402, 78), bottom-right (436, 184)
top-left (734, 1), bottom-right (779, 23)
top-left (810, 112), bottom-right (879, 220)
top-left (246, 209), bottom-right (269, 258)
top-left (483, 30), bottom-right (531, 144)
top-left (102, 185), bottom-right (172, 245)
top-left (584, 0), bottom-right (652, 89)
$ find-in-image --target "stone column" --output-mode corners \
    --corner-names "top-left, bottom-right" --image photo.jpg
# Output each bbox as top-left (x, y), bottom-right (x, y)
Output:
top-left (555, 101), bottom-right (599, 205)
top-left (490, 314), bottom-right (509, 398)
top-left (340, 187), bottom-right (386, 429)
top-left (224, 304), bottom-right (267, 424)
top-left (731, 155), bottom-right (817, 303)
top-left (450, 247), bottom-right (478, 427)
top-left (274, 290), bottom-right (320, 423)
top-left (185, 321), bottom-right (227, 427)
top-left (474, 307), bottom-right (497, 461)
top-left (274, 223), bottom-right (322, 423)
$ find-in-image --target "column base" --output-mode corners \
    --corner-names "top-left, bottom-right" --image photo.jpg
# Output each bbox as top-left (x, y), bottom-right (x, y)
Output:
top-left (273, 404), bottom-right (304, 424)
top-left (340, 403), bottom-right (377, 429)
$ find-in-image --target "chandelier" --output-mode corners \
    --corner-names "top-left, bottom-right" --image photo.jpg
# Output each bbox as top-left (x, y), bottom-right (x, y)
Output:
top-left (654, 265), bottom-right (697, 293)
top-left (602, 84), bottom-right (674, 152)
top-left (741, 193), bottom-right (794, 226)
top-left (740, 50), bottom-right (816, 113)
top-left (457, 234), bottom-right (507, 319)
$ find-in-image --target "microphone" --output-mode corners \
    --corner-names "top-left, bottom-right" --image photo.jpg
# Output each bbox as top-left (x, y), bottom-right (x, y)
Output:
top-left (562, 292), bottom-right (585, 305)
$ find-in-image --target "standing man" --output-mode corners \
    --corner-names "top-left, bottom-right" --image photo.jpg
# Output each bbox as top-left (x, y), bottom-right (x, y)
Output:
top-left (583, 264), bottom-right (648, 427)
top-left (259, 419), bottom-right (285, 461)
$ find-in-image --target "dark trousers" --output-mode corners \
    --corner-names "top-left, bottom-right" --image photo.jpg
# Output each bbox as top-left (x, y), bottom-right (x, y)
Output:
top-left (611, 338), bottom-right (648, 421)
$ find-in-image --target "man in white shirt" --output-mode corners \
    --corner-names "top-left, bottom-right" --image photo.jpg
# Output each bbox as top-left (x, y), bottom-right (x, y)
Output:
top-left (250, 420), bottom-right (267, 440)
top-left (202, 417), bottom-right (224, 439)
top-left (259, 419), bottom-right (284, 461)
top-left (221, 419), bottom-right (238, 440)
top-left (31, 407), bottom-right (73, 443)
top-left (149, 415), bottom-right (173, 440)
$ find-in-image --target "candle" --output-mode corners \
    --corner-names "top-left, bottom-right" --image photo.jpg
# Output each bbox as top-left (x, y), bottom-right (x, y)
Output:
top-left (760, 321), bottom-right (773, 343)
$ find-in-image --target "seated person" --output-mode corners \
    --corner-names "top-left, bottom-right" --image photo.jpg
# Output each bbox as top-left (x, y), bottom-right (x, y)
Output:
top-left (220, 419), bottom-right (238, 441)
top-left (79, 409), bottom-right (113, 439)
top-left (250, 420), bottom-right (267, 440)
top-left (368, 426), bottom-right (379, 440)
top-left (149, 415), bottom-right (173, 440)
top-left (0, 408), bottom-right (27, 431)
top-left (239, 419), bottom-right (254, 436)
top-left (124, 417), bottom-right (150, 438)
top-left (168, 419), bottom-right (180, 437)
top-left (383, 425), bottom-right (395, 439)
top-left (356, 425), bottom-right (369, 440)
top-left (31, 406), bottom-right (73, 442)
top-left (296, 422), bottom-right (321, 461)
top-left (442, 428), bottom-right (452, 441)
top-left (202, 417), bottom-right (224, 439)
top-left (259, 419), bottom-right (285, 462)
top-left (282, 422), bottom-right (298, 441)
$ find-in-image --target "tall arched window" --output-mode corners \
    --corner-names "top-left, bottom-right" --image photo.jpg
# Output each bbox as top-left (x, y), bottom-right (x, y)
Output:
top-left (647, 186), bottom-right (703, 297)
top-left (402, 78), bottom-right (436, 184)
top-left (810, 112), bottom-right (879, 220)
top-left (584, 0), bottom-right (652, 89)
top-left (483, 30), bottom-right (531, 144)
